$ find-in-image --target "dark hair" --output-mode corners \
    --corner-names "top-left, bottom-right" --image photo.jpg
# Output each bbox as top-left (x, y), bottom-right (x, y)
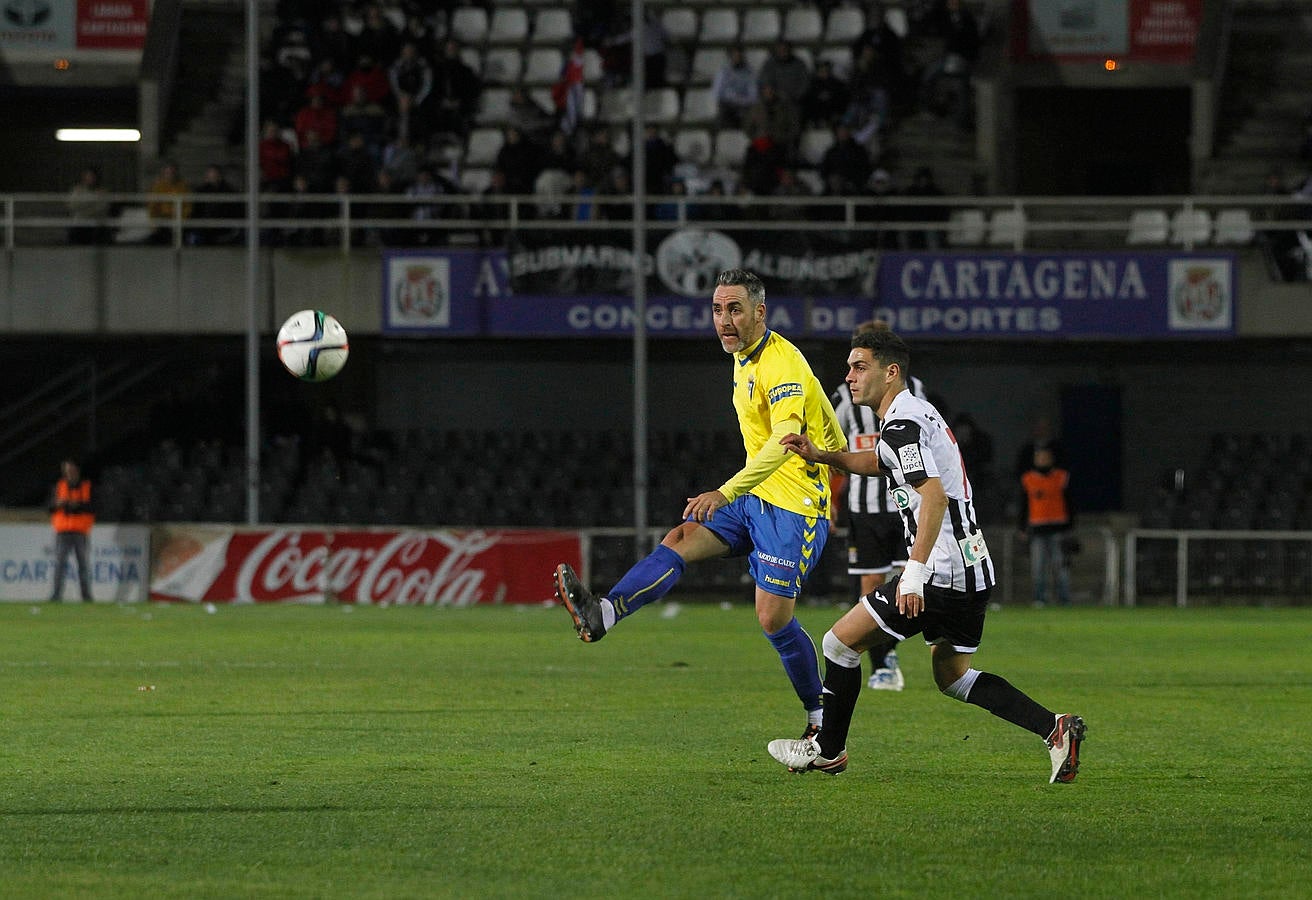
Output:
top-left (851, 325), bottom-right (910, 375)
top-left (716, 269), bottom-right (765, 305)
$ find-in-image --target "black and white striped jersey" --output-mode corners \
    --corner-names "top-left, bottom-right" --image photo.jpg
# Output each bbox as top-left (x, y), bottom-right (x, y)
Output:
top-left (876, 388), bottom-right (996, 594)
top-left (832, 374), bottom-right (926, 515)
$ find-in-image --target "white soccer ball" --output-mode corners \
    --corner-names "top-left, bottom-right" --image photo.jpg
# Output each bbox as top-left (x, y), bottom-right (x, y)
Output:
top-left (276, 309), bottom-right (349, 382)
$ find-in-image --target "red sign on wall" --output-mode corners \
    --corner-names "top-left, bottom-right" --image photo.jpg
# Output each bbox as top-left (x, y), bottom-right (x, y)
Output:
top-left (1011, 0), bottom-right (1201, 63)
top-left (76, 0), bottom-right (149, 49)
top-left (150, 526), bottom-right (584, 605)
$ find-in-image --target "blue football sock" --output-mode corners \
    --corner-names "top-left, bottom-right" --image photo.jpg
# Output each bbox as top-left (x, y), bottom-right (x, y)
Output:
top-left (605, 544), bottom-right (686, 620)
top-left (765, 617), bottom-right (823, 713)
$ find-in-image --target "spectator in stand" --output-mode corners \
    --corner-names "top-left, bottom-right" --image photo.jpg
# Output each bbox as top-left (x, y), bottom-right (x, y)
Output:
top-left (404, 165), bottom-right (456, 246)
top-left (541, 129), bottom-right (578, 176)
top-left (508, 87), bottom-right (558, 145)
top-left (495, 126), bottom-right (543, 196)
top-left (305, 58), bottom-right (348, 108)
top-left (474, 168), bottom-right (511, 245)
top-left (313, 12), bottom-right (357, 71)
top-left (399, 11), bottom-right (435, 57)
top-left (921, 0), bottom-right (980, 129)
top-left (188, 163), bottom-right (241, 246)
top-left (743, 83), bottom-right (801, 162)
top-left (851, 1), bottom-right (911, 113)
top-left (903, 165), bottom-right (948, 248)
top-left (367, 167), bottom-right (409, 246)
top-left (146, 160), bottom-right (191, 245)
top-left (844, 44), bottom-right (891, 155)
top-left (578, 126), bottom-right (623, 190)
top-left (339, 84), bottom-right (389, 161)
top-left (326, 174), bottom-right (364, 247)
top-left (295, 129), bottom-right (337, 191)
top-left (336, 131), bottom-right (378, 192)
top-left (66, 166), bottom-right (110, 245)
top-left (279, 173), bottom-right (329, 247)
top-left (259, 120), bottom-right (295, 191)
top-left (598, 8), bottom-right (668, 88)
top-left (819, 122), bottom-right (873, 196)
top-left (344, 53), bottom-right (391, 107)
top-left (758, 40), bottom-right (810, 109)
top-left (355, 3), bottom-right (400, 71)
top-left (390, 41), bottom-right (434, 141)
top-left (381, 131), bottom-right (420, 188)
top-left (712, 45), bottom-right (758, 129)
top-left (864, 167), bottom-right (902, 248)
top-left (430, 38), bottom-right (482, 140)
top-left (643, 124), bottom-right (678, 196)
top-left (294, 93), bottom-right (339, 149)
top-left (570, 168), bottom-right (597, 221)
top-left (274, 28), bottom-right (313, 87)
top-left (800, 59), bottom-right (851, 128)
top-left (769, 168), bottom-right (813, 221)
top-left (690, 179), bottom-right (729, 222)
top-left (651, 178), bottom-right (688, 222)
top-left (741, 135), bottom-right (785, 196)
top-left (598, 166), bottom-right (634, 221)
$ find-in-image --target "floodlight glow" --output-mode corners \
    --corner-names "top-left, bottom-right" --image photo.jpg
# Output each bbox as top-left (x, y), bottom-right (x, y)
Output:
top-left (55, 128), bottom-right (142, 142)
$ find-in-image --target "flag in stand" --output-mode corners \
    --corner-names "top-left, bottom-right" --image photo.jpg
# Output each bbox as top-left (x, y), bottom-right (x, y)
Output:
top-left (551, 38), bottom-right (587, 135)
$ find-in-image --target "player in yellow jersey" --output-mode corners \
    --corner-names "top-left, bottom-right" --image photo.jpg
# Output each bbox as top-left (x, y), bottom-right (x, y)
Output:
top-left (554, 269), bottom-right (847, 739)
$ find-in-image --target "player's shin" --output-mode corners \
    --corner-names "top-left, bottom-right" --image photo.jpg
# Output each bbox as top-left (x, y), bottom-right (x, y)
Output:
top-left (947, 669), bottom-right (1056, 738)
top-left (816, 630), bottom-right (863, 759)
top-left (605, 545), bottom-right (686, 620)
top-left (764, 617), bottom-right (824, 721)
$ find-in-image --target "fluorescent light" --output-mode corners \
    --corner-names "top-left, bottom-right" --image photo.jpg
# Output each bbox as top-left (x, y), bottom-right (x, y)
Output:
top-left (56, 128), bottom-right (141, 142)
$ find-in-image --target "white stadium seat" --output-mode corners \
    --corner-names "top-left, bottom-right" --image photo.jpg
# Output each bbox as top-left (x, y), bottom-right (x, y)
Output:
top-left (680, 87), bottom-right (717, 125)
top-left (482, 48), bottom-right (523, 84)
top-left (1170, 208), bottom-right (1212, 246)
top-left (1213, 209), bottom-right (1255, 244)
top-left (464, 129), bottom-right (504, 167)
top-left (449, 7), bottom-right (488, 44)
top-left (799, 128), bottom-right (834, 167)
top-left (487, 8), bottom-right (529, 44)
top-left (690, 47), bottom-right (729, 84)
top-left (713, 129), bottom-right (750, 168)
top-left (523, 48), bottom-right (563, 85)
top-left (460, 167), bottom-right (493, 194)
top-left (475, 88), bottom-right (513, 125)
top-left (1126, 209), bottom-right (1169, 245)
top-left (674, 128), bottom-right (713, 166)
top-left (989, 208), bottom-right (1027, 246)
top-left (661, 8), bottom-right (698, 43)
top-left (823, 7), bottom-right (866, 44)
top-left (532, 8), bottom-right (574, 45)
top-left (946, 209), bottom-right (987, 246)
top-left (644, 88), bottom-right (681, 124)
top-left (783, 8), bottom-right (823, 43)
top-left (700, 9), bottom-right (740, 44)
top-left (598, 88), bottom-right (635, 123)
top-left (741, 8), bottom-right (781, 44)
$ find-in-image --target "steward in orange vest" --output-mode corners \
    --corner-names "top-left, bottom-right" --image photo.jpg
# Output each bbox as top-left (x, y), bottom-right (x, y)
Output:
top-left (49, 459), bottom-right (94, 602)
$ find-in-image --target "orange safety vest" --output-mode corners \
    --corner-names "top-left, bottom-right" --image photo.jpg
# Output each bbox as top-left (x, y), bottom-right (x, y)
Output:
top-left (1021, 468), bottom-right (1069, 527)
top-left (52, 479), bottom-right (94, 534)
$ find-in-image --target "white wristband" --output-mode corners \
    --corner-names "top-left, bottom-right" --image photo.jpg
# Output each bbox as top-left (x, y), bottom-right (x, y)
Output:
top-left (900, 560), bottom-right (930, 597)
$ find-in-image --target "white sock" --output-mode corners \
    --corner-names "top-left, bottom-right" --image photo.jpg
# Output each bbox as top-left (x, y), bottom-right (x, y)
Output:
top-left (600, 598), bottom-right (617, 630)
top-left (808, 708), bottom-right (823, 728)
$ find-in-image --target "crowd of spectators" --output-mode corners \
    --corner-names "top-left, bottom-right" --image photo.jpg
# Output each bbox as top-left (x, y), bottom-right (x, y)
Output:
top-left (69, 1), bottom-right (988, 247)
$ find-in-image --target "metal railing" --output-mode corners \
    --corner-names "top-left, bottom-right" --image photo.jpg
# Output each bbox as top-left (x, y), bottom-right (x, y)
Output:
top-left (7, 191), bottom-right (1312, 255)
top-left (1124, 528), bottom-right (1312, 607)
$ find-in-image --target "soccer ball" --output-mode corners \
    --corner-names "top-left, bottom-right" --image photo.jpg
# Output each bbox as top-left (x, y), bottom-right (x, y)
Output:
top-left (276, 309), bottom-right (349, 382)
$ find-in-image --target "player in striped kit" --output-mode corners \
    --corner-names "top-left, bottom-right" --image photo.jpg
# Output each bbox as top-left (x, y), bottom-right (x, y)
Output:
top-left (767, 326), bottom-right (1085, 783)
top-left (830, 320), bottom-right (927, 691)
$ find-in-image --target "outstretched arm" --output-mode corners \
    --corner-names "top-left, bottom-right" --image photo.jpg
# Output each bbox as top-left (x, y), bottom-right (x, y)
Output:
top-left (780, 433), bottom-right (883, 476)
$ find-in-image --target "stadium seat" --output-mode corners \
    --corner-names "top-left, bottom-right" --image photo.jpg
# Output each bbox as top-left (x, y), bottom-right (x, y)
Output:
top-left (799, 128), bottom-right (834, 167)
top-left (700, 9), bottom-right (740, 44)
top-left (449, 7), bottom-right (489, 44)
top-left (113, 206), bottom-right (153, 243)
top-left (741, 8), bottom-right (781, 44)
top-left (946, 208), bottom-right (987, 246)
top-left (795, 168), bottom-right (823, 195)
top-left (460, 167), bottom-right (493, 194)
top-left (674, 128), bottom-right (713, 166)
top-left (1213, 209), bottom-right (1255, 245)
top-left (661, 8), bottom-right (698, 43)
top-left (680, 87), bottom-right (717, 125)
top-left (745, 47), bottom-right (769, 72)
top-left (713, 129), bottom-right (750, 168)
top-left (476, 88), bottom-right (513, 125)
top-left (464, 128), bottom-right (504, 167)
top-left (690, 47), bottom-right (729, 83)
top-left (582, 48), bottom-right (604, 81)
top-left (783, 7), bottom-right (823, 43)
top-left (487, 8), bottom-right (529, 44)
top-left (884, 6), bottom-right (910, 38)
top-left (989, 209), bottom-right (1027, 246)
top-left (1126, 209), bottom-right (1169, 245)
top-left (1170, 208), bottom-right (1212, 246)
top-left (598, 88), bottom-right (635, 123)
top-left (523, 47), bottom-right (563, 84)
top-left (531, 8), bottom-right (573, 45)
top-left (482, 47), bottom-right (523, 84)
top-left (644, 88), bottom-right (681, 124)
top-left (817, 46), bottom-right (854, 77)
top-left (823, 7), bottom-right (866, 44)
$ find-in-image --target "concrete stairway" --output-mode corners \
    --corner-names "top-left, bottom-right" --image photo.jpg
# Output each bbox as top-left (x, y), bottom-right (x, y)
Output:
top-left (1198, 2), bottom-right (1312, 194)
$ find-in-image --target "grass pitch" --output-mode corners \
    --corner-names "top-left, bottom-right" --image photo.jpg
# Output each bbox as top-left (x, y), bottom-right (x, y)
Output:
top-left (0, 600), bottom-right (1308, 899)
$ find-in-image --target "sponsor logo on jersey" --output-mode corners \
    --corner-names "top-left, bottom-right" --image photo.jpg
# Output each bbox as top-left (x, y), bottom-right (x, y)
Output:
top-left (891, 486), bottom-right (914, 509)
top-left (768, 382), bottom-right (803, 404)
top-left (959, 532), bottom-right (990, 565)
top-left (756, 551), bottom-right (798, 570)
top-left (898, 443), bottom-right (924, 473)
top-left (854, 434), bottom-right (878, 450)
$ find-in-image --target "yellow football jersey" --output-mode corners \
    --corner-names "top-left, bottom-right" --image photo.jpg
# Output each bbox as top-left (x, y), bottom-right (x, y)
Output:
top-left (730, 330), bottom-right (846, 518)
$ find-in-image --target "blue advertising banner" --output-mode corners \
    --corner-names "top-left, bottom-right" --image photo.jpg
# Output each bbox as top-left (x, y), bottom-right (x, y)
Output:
top-left (874, 252), bottom-right (1237, 339)
top-left (383, 244), bottom-right (1238, 340)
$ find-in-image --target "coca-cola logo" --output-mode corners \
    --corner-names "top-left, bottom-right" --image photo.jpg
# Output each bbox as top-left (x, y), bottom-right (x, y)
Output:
top-left (235, 530), bottom-right (501, 606)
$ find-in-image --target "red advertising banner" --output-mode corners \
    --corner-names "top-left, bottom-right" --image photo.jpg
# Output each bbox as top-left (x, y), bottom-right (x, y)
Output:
top-left (76, 0), bottom-right (149, 49)
top-left (150, 526), bottom-right (583, 605)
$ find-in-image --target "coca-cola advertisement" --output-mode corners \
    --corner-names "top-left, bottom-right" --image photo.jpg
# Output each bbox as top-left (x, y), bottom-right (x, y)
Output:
top-left (150, 526), bottom-right (582, 605)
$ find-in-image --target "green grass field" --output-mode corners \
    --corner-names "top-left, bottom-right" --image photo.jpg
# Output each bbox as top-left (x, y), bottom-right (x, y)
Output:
top-left (1, 600), bottom-right (1308, 899)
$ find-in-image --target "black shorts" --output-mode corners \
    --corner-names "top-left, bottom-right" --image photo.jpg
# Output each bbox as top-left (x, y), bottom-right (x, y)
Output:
top-left (847, 512), bottom-right (908, 574)
top-left (860, 573), bottom-right (990, 653)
